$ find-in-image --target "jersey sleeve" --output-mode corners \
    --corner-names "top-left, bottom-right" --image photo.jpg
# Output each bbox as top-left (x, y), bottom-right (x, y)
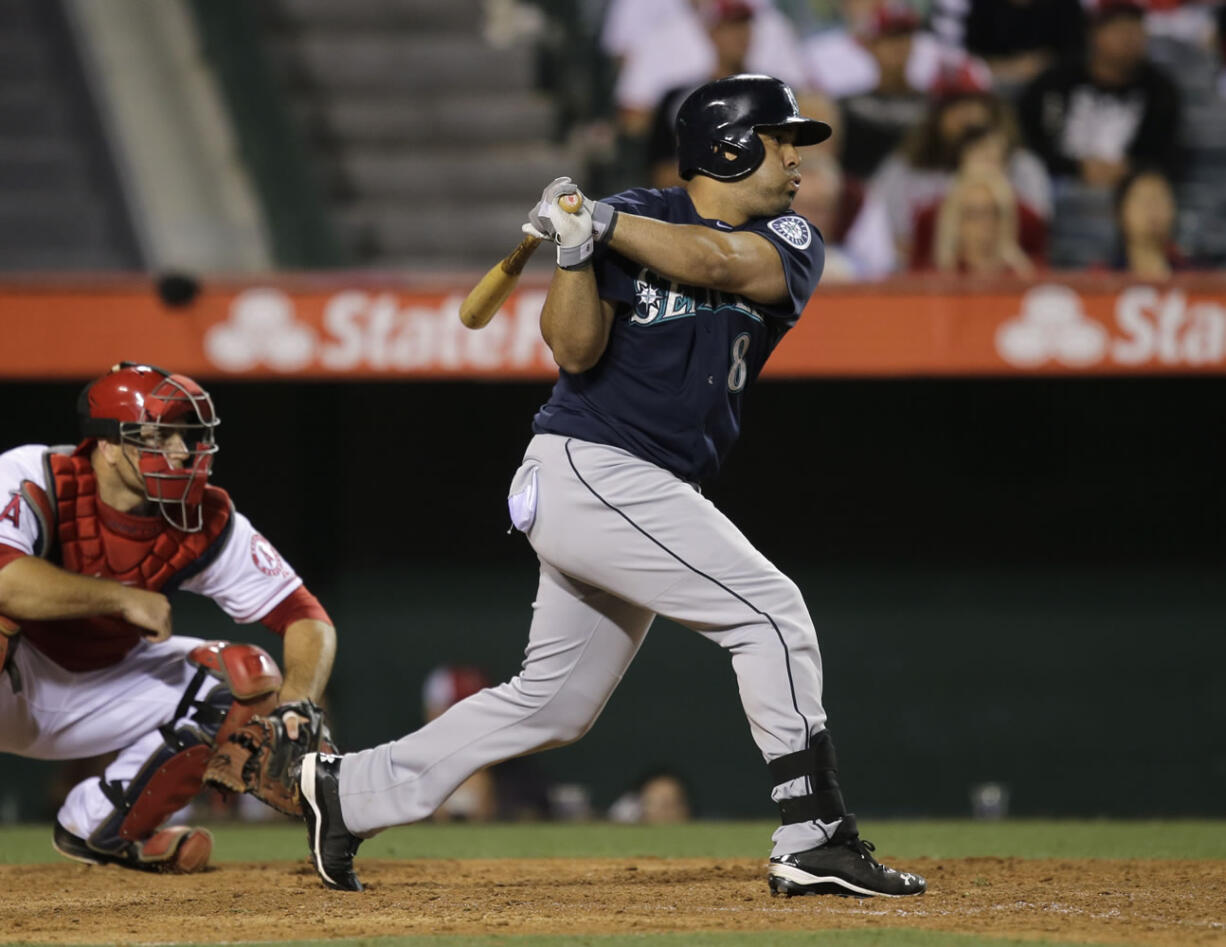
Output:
top-left (742, 213), bottom-right (825, 326)
top-left (593, 187), bottom-right (671, 307)
top-left (0, 445), bottom-right (50, 565)
top-left (177, 510), bottom-right (305, 626)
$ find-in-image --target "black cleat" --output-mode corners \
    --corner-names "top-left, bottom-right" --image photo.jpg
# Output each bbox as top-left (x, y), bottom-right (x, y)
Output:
top-left (768, 819), bottom-right (926, 898)
top-left (52, 822), bottom-right (107, 866)
top-left (298, 752), bottom-right (364, 891)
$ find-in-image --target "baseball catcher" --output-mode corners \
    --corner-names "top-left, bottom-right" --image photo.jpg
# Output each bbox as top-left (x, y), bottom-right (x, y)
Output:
top-left (0, 362), bottom-right (337, 872)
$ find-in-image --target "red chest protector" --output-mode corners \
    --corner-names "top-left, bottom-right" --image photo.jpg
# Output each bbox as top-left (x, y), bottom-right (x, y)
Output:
top-left (18, 449), bottom-right (233, 671)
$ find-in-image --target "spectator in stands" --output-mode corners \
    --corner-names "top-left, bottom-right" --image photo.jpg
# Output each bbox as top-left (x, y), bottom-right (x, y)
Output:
top-left (423, 665), bottom-right (553, 822)
top-left (601, 0), bottom-right (690, 69)
top-left (646, 1), bottom-right (756, 188)
top-left (963, 0), bottom-right (1088, 96)
top-left (1017, 0), bottom-right (1182, 189)
top-left (865, 66), bottom-right (1051, 269)
top-left (802, 0), bottom-right (991, 100)
top-left (834, 1), bottom-right (931, 180)
top-left (790, 150), bottom-right (881, 281)
top-left (910, 123), bottom-right (1049, 269)
top-left (608, 768), bottom-right (694, 823)
top-left (1112, 167), bottom-right (1185, 278)
top-left (931, 167), bottom-right (1037, 277)
top-left (611, 0), bottom-right (808, 137)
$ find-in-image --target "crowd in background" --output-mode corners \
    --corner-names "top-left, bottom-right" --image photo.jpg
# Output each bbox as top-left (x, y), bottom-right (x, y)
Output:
top-left (573, 0), bottom-right (1226, 281)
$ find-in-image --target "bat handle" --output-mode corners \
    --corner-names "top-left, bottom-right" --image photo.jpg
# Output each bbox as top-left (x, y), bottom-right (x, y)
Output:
top-left (502, 235), bottom-right (543, 277)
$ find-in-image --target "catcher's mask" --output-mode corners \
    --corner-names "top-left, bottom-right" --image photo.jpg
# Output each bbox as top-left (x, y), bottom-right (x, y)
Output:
top-left (676, 74), bottom-right (832, 182)
top-left (76, 362), bottom-right (219, 532)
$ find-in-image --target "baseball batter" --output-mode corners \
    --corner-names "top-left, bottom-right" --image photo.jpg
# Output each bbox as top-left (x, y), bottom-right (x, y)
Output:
top-left (0, 363), bottom-right (336, 872)
top-left (295, 74), bottom-right (926, 898)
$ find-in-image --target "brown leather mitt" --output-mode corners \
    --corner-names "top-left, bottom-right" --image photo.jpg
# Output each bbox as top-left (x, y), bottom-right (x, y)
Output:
top-left (204, 699), bottom-right (334, 817)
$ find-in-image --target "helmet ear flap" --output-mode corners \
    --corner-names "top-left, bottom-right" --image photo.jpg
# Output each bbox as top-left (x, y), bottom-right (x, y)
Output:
top-left (697, 133), bottom-right (766, 182)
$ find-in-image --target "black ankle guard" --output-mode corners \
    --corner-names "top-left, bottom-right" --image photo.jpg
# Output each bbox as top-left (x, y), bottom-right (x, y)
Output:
top-left (769, 730), bottom-right (849, 825)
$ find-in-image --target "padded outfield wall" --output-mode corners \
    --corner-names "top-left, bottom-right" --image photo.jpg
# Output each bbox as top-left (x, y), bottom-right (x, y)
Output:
top-left (1, 372), bottom-right (1222, 822)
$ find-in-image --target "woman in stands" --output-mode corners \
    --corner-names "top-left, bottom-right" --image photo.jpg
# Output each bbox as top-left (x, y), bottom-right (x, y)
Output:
top-left (1111, 168), bottom-right (1186, 280)
top-left (862, 66), bottom-right (1050, 272)
top-left (931, 167), bottom-right (1036, 278)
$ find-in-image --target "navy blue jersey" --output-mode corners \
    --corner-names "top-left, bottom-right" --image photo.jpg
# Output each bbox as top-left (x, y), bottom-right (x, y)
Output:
top-left (532, 186), bottom-right (824, 482)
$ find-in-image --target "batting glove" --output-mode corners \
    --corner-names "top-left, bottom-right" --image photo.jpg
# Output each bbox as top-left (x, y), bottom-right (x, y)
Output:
top-left (524, 175), bottom-right (578, 242)
top-left (548, 200), bottom-right (595, 269)
top-left (591, 200), bottom-right (618, 246)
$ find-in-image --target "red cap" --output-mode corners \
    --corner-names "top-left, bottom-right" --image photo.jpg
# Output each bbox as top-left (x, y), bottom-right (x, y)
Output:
top-left (1091, 0), bottom-right (1146, 21)
top-left (930, 62), bottom-right (992, 100)
top-left (699, 0), bottom-right (755, 27)
top-left (857, 0), bottom-right (921, 40)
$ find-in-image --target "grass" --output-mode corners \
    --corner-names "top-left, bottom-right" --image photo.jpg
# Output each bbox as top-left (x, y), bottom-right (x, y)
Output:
top-left (3, 817), bottom-right (1225, 864)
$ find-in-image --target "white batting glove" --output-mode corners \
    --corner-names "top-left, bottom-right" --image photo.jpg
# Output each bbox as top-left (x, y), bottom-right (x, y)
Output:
top-left (524, 192), bottom-right (558, 241)
top-left (522, 218), bottom-right (551, 240)
top-left (591, 199), bottom-right (619, 245)
top-left (523, 176), bottom-right (576, 242)
top-left (549, 198), bottom-right (594, 269)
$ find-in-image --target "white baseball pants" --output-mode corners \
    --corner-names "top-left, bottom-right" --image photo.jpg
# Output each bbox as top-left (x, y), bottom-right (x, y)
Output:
top-left (337, 434), bottom-right (833, 856)
top-left (0, 635), bottom-right (204, 837)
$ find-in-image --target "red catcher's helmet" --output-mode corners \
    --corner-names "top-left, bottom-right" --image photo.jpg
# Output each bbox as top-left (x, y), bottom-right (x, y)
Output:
top-left (76, 362), bottom-right (220, 532)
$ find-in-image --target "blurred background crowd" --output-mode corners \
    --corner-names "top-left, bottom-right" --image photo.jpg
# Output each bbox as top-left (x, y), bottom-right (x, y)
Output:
top-left (577, 0), bottom-right (1225, 281)
top-left (3, 0), bottom-right (1225, 282)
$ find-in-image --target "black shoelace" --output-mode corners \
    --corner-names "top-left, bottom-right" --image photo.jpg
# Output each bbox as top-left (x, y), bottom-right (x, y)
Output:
top-left (845, 836), bottom-right (879, 863)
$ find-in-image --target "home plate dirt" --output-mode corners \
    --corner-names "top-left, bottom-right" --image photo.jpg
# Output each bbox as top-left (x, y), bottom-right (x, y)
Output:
top-left (4, 856), bottom-right (1225, 945)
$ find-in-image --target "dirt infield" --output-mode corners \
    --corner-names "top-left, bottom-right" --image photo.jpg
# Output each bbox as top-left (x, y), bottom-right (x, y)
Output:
top-left (4, 856), bottom-right (1225, 946)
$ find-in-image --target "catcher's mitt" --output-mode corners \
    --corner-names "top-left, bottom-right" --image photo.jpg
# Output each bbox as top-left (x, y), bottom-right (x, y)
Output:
top-left (204, 700), bottom-right (334, 816)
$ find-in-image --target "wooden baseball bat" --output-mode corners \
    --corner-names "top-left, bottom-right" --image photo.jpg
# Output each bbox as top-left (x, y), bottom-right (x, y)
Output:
top-left (458, 192), bottom-right (583, 330)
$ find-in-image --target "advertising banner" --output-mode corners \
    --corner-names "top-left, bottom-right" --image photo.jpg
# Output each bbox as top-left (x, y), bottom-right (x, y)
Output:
top-left (3, 273), bottom-right (1224, 379)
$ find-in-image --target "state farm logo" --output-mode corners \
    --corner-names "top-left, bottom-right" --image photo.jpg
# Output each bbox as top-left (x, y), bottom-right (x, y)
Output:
top-left (203, 288), bottom-right (552, 373)
top-left (996, 285), bottom-right (1107, 367)
top-left (205, 288), bottom-right (316, 371)
top-left (997, 284), bottom-right (1226, 369)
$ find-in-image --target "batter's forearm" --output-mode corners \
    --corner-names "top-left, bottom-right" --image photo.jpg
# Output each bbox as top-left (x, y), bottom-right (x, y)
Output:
top-left (0, 555), bottom-right (129, 621)
top-left (607, 213), bottom-right (787, 303)
top-left (608, 214), bottom-right (734, 289)
top-left (540, 265), bottom-right (609, 373)
top-left (279, 618), bottom-right (336, 703)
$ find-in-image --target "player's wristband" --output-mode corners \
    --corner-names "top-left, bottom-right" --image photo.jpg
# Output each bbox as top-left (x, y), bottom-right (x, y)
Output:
top-left (591, 201), bottom-right (618, 245)
top-left (557, 235), bottom-right (595, 270)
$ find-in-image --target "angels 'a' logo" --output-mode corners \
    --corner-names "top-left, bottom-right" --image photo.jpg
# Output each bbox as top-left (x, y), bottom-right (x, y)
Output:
top-left (768, 215), bottom-right (811, 250)
top-left (250, 533), bottom-right (287, 577)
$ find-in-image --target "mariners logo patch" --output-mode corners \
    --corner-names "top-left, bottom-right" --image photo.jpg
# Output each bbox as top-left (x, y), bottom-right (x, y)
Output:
top-left (768, 216), bottom-right (811, 250)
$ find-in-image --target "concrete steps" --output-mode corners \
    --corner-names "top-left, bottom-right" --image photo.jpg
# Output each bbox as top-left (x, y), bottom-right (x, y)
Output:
top-left (258, 0), bottom-right (571, 268)
top-left (0, 0), bottom-right (138, 270)
top-left (292, 93), bottom-right (555, 147)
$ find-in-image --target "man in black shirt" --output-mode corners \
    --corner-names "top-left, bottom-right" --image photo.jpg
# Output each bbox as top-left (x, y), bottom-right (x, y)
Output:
top-left (1018, 0), bottom-right (1181, 189)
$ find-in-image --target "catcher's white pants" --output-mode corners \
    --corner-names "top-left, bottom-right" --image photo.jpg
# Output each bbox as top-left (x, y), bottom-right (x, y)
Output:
top-left (338, 434), bottom-right (834, 856)
top-left (0, 635), bottom-right (204, 838)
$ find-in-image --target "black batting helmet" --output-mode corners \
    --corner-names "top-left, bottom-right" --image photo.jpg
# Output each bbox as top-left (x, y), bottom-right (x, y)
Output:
top-left (676, 74), bottom-right (832, 182)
